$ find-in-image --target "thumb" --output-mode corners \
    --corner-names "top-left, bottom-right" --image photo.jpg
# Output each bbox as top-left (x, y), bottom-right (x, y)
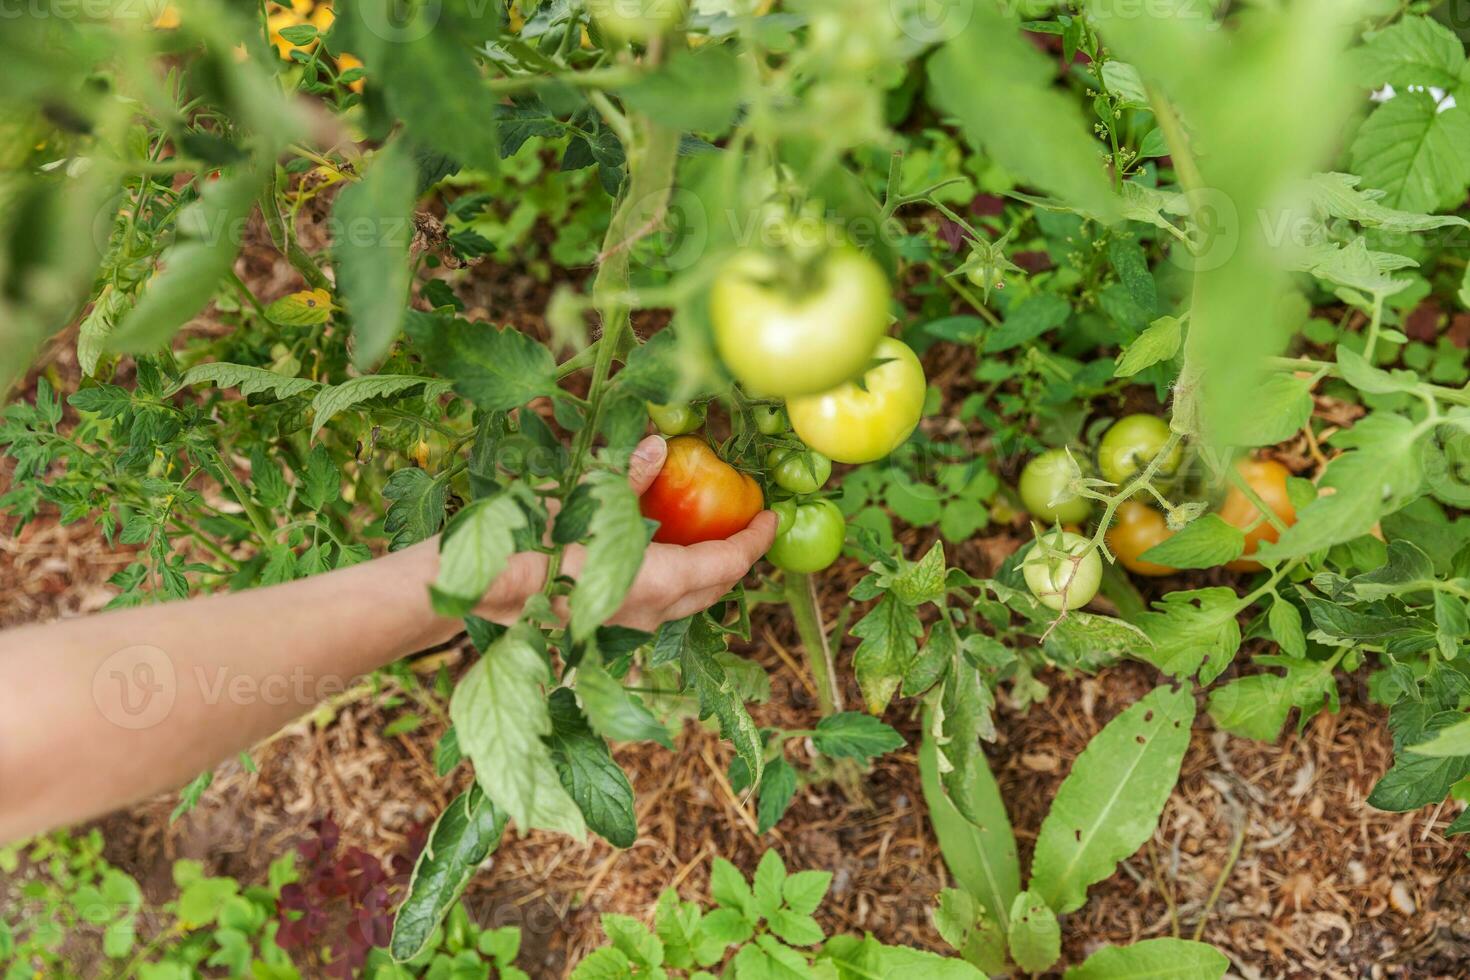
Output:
top-left (627, 436), bottom-right (668, 495)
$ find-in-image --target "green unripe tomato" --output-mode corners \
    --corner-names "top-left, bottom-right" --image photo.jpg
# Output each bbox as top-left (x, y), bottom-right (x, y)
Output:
top-left (586, 0), bottom-right (686, 40)
top-left (767, 447), bottom-right (832, 494)
top-left (766, 499), bottom-right (845, 573)
top-left (772, 499), bottom-right (797, 536)
top-left (753, 405), bottom-right (788, 436)
top-left (1097, 414), bottom-right (1181, 486)
top-left (646, 401), bottom-right (705, 436)
top-left (1018, 448), bottom-right (1092, 524)
top-left (1023, 530), bottom-right (1102, 612)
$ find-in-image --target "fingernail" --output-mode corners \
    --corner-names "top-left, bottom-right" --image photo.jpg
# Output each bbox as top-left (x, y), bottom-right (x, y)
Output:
top-left (633, 436), bottom-right (666, 464)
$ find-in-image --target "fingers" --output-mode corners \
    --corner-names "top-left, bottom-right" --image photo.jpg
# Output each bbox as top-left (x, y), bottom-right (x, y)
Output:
top-left (627, 436), bottom-right (668, 495)
top-left (686, 510), bottom-right (780, 589)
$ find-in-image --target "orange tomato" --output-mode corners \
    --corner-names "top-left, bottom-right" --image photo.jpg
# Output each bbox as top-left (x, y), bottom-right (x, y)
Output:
top-left (639, 437), bottom-right (763, 546)
top-left (1107, 500), bottom-right (1176, 577)
top-left (1218, 458), bottom-right (1296, 572)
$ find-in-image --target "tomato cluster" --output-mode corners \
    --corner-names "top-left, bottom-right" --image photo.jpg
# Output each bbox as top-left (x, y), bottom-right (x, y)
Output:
top-left (1013, 411), bottom-right (1303, 608)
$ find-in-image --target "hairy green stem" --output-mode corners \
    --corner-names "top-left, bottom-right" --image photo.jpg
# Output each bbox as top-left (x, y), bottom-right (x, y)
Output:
top-left (784, 571), bottom-right (840, 716)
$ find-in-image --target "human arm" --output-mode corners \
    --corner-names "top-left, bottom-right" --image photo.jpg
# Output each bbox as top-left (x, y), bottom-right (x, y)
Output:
top-left (0, 436), bottom-right (776, 844)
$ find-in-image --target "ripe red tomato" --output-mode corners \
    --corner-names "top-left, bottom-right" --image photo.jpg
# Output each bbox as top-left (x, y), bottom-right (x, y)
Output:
top-left (1106, 500), bottom-right (1176, 577)
top-left (1218, 458), bottom-right (1297, 571)
top-left (639, 436), bottom-right (763, 545)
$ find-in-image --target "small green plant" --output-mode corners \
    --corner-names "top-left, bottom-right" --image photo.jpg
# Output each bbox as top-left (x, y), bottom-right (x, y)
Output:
top-left (569, 849), bottom-right (984, 979)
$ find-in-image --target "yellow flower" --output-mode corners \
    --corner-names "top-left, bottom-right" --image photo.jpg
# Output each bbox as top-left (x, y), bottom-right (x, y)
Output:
top-left (336, 52), bottom-right (365, 93)
top-left (152, 4), bottom-right (180, 29)
top-left (266, 0), bottom-right (334, 59)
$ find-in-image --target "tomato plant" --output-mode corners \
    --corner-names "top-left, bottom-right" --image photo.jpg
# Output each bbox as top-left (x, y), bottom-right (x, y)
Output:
top-left (786, 338), bottom-right (926, 464)
top-left (711, 247), bottom-right (892, 398)
top-left (766, 499), bottom-right (844, 573)
top-left (638, 437), bottom-right (763, 546)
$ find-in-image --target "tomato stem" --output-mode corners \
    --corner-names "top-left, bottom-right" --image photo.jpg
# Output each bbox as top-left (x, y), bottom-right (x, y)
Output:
top-left (783, 571), bottom-right (841, 716)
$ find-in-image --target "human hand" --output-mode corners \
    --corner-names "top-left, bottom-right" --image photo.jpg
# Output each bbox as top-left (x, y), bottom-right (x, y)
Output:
top-left (475, 436), bottom-right (778, 630)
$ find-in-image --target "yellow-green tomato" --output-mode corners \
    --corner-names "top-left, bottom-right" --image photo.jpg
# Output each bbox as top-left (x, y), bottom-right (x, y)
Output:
top-left (1018, 448), bottom-right (1092, 524)
top-left (646, 401), bottom-right (705, 436)
top-left (1023, 530), bottom-right (1102, 612)
top-left (767, 447), bottom-right (832, 494)
top-left (786, 337), bottom-right (926, 464)
top-left (585, 0), bottom-right (686, 39)
top-left (710, 246), bottom-right (892, 398)
top-left (1097, 414), bottom-right (1181, 485)
top-left (766, 499), bottom-right (846, 573)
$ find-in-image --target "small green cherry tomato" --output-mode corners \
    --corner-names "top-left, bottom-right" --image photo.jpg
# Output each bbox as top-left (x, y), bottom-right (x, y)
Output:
top-left (646, 401), bottom-right (705, 436)
top-left (767, 447), bottom-right (832, 494)
top-left (753, 405), bottom-right (788, 436)
top-left (786, 337), bottom-right (926, 464)
top-left (1018, 448), bottom-right (1092, 524)
top-left (766, 499), bottom-right (846, 573)
top-left (1023, 530), bottom-right (1102, 612)
top-left (1097, 414), bottom-right (1181, 485)
top-left (711, 246), bottom-right (892, 398)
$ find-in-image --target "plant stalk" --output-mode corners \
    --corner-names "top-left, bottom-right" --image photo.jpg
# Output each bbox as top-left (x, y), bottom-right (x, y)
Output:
top-left (783, 571), bottom-right (841, 716)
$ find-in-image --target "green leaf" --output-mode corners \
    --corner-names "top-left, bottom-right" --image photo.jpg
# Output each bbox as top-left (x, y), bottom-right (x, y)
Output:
top-left (1114, 316), bottom-right (1182, 378)
top-left (756, 757), bottom-right (798, 835)
top-left (263, 288), bottom-right (333, 327)
top-left (709, 857), bottom-right (755, 918)
top-left (178, 362), bottom-right (319, 400)
top-left (1207, 654), bottom-right (1338, 742)
top-left (108, 170), bottom-right (264, 353)
top-left (1006, 891), bottom-right (1060, 975)
top-left (811, 713), bottom-right (905, 761)
top-left (298, 445), bottom-right (339, 512)
top-left (852, 592), bottom-right (925, 715)
top-left (382, 468), bottom-right (447, 551)
top-left (919, 722), bottom-right (1020, 932)
top-left (1369, 710), bottom-right (1470, 812)
top-left (1408, 714), bottom-right (1470, 758)
top-left (1347, 15), bottom-right (1465, 89)
top-left (449, 623), bottom-right (586, 837)
top-left (1305, 172), bottom-right (1470, 233)
top-left (1209, 373), bottom-right (1314, 448)
top-left (928, 8), bottom-right (1119, 223)
top-left (332, 140), bottom-right (417, 368)
top-left (619, 46), bottom-right (741, 134)
top-left (781, 870), bottom-right (832, 917)
top-left (752, 850), bottom-right (787, 920)
top-left (310, 375), bottom-right (445, 437)
top-left (1031, 685), bottom-right (1195, 915)
top-left (982, 293), bottom-right (1071, 353)
top-left (681, 617), bottom-right (764, 789)
top-left (389, 787), bottom-right (508, 962)
top-left (569, 946), bottom-right (633, 980)
top-left (1137, 514), bottom-right (1244, 569)
top-left (570, 471), bottom-right (653, 641)
top-left (1063, 938), bottom-right (1229, 980)
top-left (576, 655), bottom-right (672, 748)
top-left (1349, 93), bottom-right (1470, 213)
top-left (1136, 588), bottom-right (1242, 684)
top-left (1268, 596), bottom-right (1307, 659)
top-left (1255, 413), bottom-right (1424, 563)
top-left (381, 19), bottom-right (502, 171)
top-left (818, 933), bottom-right (987, 979)
top-left (431, 494), bottom-right (526, 618)
top-left (546, 689), bottom-right (638, 848)
top-left (406, 310), bottom-right (558, 411)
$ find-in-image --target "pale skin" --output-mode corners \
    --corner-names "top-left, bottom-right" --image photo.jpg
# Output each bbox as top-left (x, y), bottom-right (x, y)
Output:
top-left (0, 436), bottom-right (777, 845)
